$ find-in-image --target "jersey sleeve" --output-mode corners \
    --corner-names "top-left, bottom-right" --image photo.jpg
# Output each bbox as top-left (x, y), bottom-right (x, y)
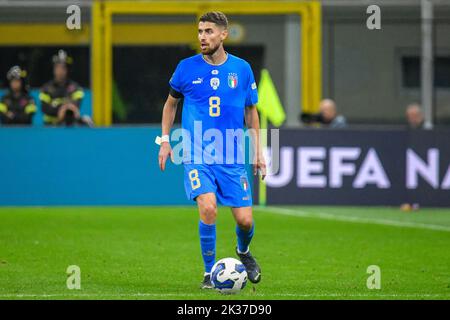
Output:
top-left (169, 61), bottom-right (185, 95)
top-left (245, 63), bottom-right (258, 107)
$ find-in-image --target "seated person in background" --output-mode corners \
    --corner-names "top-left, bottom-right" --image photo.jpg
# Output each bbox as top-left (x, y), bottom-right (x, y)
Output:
top-left (0, 66), bottom-right (36, 126)
top-left (319, 98), bottom-right (347, 128)
top-left (39, 50), bottom-right (93, 127)
top-left (405, 103), bottom-right (424, 129)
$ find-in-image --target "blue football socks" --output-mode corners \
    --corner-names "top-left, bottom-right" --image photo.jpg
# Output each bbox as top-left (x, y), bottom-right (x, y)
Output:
top-left (236, 222), bottom-right (254, 254)
top-left (199, 220), bottom-right (216, 273)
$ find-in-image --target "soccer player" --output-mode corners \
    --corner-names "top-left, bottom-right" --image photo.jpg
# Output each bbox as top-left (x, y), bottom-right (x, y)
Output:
top-left (158, 11), bottom-right (266, 288)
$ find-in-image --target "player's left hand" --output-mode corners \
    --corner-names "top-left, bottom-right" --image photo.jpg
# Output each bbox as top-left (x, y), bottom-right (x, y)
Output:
top-left (158, 141), bottom-right (174, 171)
top-left (254, 154), bottom-right (266, 180)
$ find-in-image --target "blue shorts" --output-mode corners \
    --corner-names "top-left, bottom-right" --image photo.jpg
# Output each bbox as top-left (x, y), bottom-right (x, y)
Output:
top-left (184, 164), bottom-right (252, 207)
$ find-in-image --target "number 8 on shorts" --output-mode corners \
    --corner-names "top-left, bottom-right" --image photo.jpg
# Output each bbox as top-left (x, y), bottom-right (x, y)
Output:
top-left (189, 169), bottom-right (201, 190)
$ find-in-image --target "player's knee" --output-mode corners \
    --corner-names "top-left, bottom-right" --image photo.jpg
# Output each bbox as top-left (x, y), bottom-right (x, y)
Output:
top-left (238, 217), bottom-right (253, 231)
top-left (200, 203), bottom-right (217, 223)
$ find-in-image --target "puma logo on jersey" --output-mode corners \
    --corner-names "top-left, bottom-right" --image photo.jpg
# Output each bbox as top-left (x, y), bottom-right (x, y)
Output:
top-left (192, 78), bottom-right (203, 84)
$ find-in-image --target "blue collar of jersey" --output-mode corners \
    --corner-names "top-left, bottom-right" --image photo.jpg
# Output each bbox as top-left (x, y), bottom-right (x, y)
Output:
top-left (201, 52), bottom-right (229, 66)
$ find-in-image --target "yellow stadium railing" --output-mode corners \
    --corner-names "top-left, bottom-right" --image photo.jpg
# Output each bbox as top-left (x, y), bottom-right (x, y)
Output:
top-left (91, 0), bottom-right (322, 126)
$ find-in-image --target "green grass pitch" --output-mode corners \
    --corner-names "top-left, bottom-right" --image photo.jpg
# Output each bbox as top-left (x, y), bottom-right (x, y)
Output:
top-left (0, 206), bottom-right (449, 300)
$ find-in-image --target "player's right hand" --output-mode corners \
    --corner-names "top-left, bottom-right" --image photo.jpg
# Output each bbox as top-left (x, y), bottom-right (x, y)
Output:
top-left (158, 142), bottom-right (174, 171)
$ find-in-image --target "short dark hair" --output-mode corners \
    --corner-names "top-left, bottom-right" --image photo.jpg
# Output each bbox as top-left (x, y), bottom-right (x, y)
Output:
top-left (199, 11), bottom-right (228, 29)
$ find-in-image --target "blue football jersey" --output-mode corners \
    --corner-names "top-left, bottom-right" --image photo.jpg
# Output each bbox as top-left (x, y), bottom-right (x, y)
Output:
top-left (169, 53), bottom-right (258, 165)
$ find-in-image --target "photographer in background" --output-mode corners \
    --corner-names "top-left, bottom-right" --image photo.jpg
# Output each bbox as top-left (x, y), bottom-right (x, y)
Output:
top-left (300, 98), bottom-right (347, 128)
top-left (0, 66), bottom-right (36, 126)
top-left (319, 99), bottom-right (347, 128)
top-left (405, 103), bottom-right (424, 129)
top-left (39, 50), bottom-right (93, 127)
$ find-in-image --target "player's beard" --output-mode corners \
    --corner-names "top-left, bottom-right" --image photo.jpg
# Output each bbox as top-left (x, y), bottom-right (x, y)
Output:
top-left (201, 42), bottom-right (220, 56)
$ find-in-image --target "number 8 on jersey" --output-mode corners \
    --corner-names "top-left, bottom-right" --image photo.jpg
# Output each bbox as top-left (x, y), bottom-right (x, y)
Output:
top-left (209, 96), bottom-right (220, 117)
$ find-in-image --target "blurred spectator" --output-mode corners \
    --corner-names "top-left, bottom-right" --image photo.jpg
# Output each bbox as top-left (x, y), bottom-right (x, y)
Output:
top-left (39, 50), bottom-right (93, 127)
top-left (0, 66), bottom-right (36, 125)
top-left (405, 103), bottom-right (424, 129)
top-left (319, 99), bottom-right (347, 128)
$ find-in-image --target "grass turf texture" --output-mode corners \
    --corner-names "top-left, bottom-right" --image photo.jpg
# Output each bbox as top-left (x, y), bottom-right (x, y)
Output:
top-left (0, 206), bottom-right (449, 300)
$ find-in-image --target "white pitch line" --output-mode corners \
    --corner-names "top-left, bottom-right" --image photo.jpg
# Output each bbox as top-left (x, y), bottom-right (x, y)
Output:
top-left (257, 207), bottom-right (450, 233)
top-left (0, 293), bottom-right (448, 298)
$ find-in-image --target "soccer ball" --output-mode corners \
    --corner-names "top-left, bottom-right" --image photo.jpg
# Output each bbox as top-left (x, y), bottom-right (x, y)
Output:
top-left (211, 257), bottom-right (247, 294)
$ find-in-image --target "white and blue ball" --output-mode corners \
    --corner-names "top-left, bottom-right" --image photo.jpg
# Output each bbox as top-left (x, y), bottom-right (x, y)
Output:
top-left (211, 257), bottom-right (247, 294)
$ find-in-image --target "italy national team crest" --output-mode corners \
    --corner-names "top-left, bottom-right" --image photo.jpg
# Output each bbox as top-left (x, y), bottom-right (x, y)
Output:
top-left (228, 73), bottom-right (238, 89)
top-left (240, 176), bottom-right (248, 191)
